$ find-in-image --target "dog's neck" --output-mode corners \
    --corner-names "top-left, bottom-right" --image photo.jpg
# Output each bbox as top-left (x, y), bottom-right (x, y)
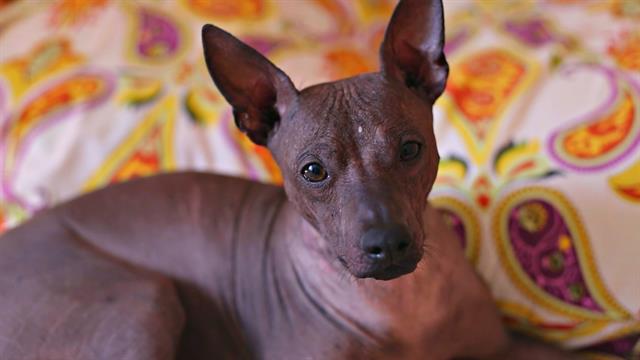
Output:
top-left (241, 199), bottom-right (457, 358)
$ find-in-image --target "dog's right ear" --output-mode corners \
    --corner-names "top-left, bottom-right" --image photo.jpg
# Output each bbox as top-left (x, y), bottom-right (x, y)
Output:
top-left (202, 24), bottom-right (297, 146)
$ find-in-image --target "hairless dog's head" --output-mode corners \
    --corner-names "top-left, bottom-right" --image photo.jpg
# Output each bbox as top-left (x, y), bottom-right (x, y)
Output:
top-left (202, 0), bottom-right (448, 280)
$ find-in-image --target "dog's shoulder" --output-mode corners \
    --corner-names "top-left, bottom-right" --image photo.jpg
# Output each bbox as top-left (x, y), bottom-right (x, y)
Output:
top-left (0, 211), bottom-right (185, 360)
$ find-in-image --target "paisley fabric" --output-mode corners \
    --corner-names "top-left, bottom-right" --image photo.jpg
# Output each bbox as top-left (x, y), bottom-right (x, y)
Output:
top-left (0, 0), bottom-right (638, 357)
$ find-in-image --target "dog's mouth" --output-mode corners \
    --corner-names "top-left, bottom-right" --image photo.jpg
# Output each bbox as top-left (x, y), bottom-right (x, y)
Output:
top-left (340, 255), bottom-right (421, 281)
top-left (368, 262), bottom-right (418, 280)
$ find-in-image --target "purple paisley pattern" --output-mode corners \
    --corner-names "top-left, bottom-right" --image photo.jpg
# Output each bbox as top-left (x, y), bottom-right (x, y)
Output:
top-left (504, 18), bottom-right (555, 47)
top-left (136, 8), bottom-right (181, 60)
top-left (444, 27), bottom-right (472, 55)
top-left (508, 199), bottom-right (602, 312)
top-left (583, 332), bottom-right (640, 358)
top-left (242, 37), bottom-right (284, 56)
top-left (438, 208), bottom-right (467, 250)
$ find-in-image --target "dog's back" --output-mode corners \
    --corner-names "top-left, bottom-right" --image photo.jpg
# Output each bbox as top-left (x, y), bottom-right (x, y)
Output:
top-left (0, 172), bottom-right (289, 359)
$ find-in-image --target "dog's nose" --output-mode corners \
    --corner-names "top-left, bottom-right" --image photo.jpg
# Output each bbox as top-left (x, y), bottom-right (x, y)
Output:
top-left (361, 224), bottom-right (411, 262)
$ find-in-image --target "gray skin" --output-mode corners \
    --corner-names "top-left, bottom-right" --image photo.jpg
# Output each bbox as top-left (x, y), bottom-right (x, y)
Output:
top-left (0, 0), bottom-right (580, 359)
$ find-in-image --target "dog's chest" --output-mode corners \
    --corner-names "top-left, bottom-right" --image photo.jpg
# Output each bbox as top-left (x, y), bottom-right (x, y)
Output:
top-left (270, 265), bottom-right (465, 359)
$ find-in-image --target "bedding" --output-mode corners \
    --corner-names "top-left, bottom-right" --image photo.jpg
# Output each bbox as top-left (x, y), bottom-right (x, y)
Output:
top-left (0, 0), bottom-right (639, 358)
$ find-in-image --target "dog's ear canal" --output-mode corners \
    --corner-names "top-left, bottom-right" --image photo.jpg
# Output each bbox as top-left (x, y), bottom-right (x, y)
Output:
top-left (202, 24), bottom-right (298, 146)
top-left (380, 0), bottom-right (449, 103)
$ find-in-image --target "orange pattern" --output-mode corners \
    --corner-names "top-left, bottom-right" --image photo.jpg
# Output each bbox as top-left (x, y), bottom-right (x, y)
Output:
top-left (549, 80), bottom-right (640, 171)
top-left (10, 76), bottom-right (104, 139)
top-left (49, 0), bottom-right (109, 27)
top-left (447, 49), bottom-right (526, 124)
top-left (4, 73), bottom-right (111, 176)
top-left (608, 31), bottom-right (640, 71)
top-left (441, 48), bottom-right (537, 165)
top-left (562, 92), bottom-right (635, 160)
top-left (232, 122), bottom-right (283, 184)
top-left (182, 0), bottom-right (265, 20)
top-left (83, 96), bottom-right (176, 191)
top-left (609, 158), bottom-right (640, 203)
top-left (324, 48), bottom-right (375, 80)
top-left (0, 38), bottom-right (85, 100)
top-left (110, 127), bottom-right (161, 183)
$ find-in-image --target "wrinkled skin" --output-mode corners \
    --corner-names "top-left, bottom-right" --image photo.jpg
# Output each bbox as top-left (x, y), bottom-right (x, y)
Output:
top-left (201, 0), bottom-right (450, 281)
top-left (271, 75), bottom-right (440, 279)
top-left (0, 0), bottom-right (581, 359)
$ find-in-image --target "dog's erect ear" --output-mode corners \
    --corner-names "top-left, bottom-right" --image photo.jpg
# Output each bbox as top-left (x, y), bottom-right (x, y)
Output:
top-left (202, 24), bottom-right (297, 145)
top-left (380, 0), bottom-right (448, 103)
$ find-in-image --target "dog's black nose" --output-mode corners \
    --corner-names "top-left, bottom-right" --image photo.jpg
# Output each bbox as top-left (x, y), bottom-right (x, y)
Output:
top-left (361, 224), bottom-right (411, 262)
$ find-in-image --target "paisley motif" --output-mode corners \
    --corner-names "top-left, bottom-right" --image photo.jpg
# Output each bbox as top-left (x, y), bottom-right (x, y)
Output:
top-left (443, 26), bottom-right (473, 55)
top-left (474, 0), bottom-right (534, 14)
top-left (497, 300), bottom-right (612, 342)
top-left (313, 0), bottom-right (353, 35)
top-left (241, 37), bottom-right (285, 56)
top-left (0, 38), bottom-right (85, 100)
top-left (324, 48), bottom-right (375, 80)
top-left (110, 127), bottom-right (162, 182)
top-left (126, 6), bottom-right (186, 64)
top-left (116, 74), bottom-right (163, 106)
top-left (0, 208), bottom-right (5, 234)
top-left (431, 196), bottom-right (480, 263)
top-left (443, 49), bottom-right (537, 164)
top-left (548, 67), bottom-right (640, 172)
top-left (494, 187), bottom-right (630, 320)
top-left (182, 0), bottom-right (266, 20)
top-left (0, 83), bottom-right (6, 118)
top-left (353, 0), bottom-right (395, 23)
top-left (583, 330), bottom-right (640, 359)
top-left (84, 96), bottom-right (176, 190)
top-left (503, 17), bottom-right (555, 47)
top-left (447, 49), bottom-right (527, 122)
top-left (0, 202), bottom-right (28, 234)
top-left (434, 139), bottom-right (559, 211)
top-left (221, 113), bottom-right (282, 184)
top-left (49, 0), bottom-right (109, 27)
top-left (493, 140), bottom-right (560, 184)
top-left (1, 72), bottom-right (114, 197)
top-left (184, 85), bottom-right (224, 126)
top-left (368, 25), bottom-right (386, 53)
top-left (434, 155), bottom-right (468, 189)
top-left (608, 158), bottom-right (640, 203)
top-left (608, 30), bottom-right (640, 71)
top-left (610, 0), bottom-right (640, 19)
top-left (471, 173), bottom-right (494, 210)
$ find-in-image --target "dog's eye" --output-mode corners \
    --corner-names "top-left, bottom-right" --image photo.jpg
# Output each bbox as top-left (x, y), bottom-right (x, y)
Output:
top-left (301, 162), bottom-right (328, 182)
top-left (400, 141), bottom-right (421, 161)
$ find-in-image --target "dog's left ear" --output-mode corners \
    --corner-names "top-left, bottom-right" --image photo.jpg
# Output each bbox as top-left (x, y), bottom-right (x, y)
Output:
top-left (380, 0), bottom-right (448, 103)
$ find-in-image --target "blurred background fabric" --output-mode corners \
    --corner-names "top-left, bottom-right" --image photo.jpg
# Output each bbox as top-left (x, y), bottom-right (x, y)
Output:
top-left (0, 0), bottom-right (639, 357)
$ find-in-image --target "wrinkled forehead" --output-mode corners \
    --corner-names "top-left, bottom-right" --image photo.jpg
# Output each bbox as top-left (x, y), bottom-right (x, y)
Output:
top-left (269, 73), bottom-right (435, 166)
top-left (288, 73), bottom-right (429, 132)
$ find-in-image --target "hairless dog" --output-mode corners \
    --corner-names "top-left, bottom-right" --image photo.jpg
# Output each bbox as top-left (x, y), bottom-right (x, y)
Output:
top-left (0, 0), bottom-right (581, 359)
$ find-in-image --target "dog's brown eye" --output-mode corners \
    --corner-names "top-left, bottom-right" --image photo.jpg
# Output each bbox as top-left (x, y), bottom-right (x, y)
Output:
top-left (301, 162), bottom-right (327, 182)
top-left (400, 141), bottom-right (421, 161)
